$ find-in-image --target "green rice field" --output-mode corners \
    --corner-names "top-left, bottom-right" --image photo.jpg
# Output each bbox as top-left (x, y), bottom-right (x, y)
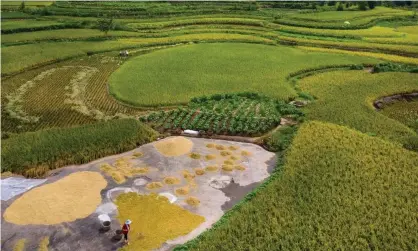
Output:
top-left (1, 1), bottom-right (417, 251)
top-left (108, 43), bottom-right (380, 106)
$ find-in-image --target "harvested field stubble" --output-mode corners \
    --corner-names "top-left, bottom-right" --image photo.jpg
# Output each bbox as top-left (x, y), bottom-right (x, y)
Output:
top-left (4, 171), bottom-right (107, 225)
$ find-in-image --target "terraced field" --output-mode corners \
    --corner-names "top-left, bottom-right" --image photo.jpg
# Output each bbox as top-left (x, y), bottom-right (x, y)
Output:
top-left (1, 2), bottom-right (417, 251)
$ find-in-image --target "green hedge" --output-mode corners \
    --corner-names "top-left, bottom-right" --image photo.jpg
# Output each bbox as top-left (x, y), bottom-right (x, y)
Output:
top-left (1, 119), bottom-right (158, 176)
top-left (1, 22), bottom-right (85, 34)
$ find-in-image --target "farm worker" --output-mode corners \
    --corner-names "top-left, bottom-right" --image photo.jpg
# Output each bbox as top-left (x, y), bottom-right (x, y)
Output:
top-left (122, 219), bottom-right (132, 245)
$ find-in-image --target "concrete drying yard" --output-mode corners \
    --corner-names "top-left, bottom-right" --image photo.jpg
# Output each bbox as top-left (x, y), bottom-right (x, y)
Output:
top-left (1, 137), bottom-right (276, 251)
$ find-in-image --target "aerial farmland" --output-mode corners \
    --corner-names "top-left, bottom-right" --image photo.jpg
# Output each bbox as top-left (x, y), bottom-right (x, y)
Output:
top-left (1, 1), bottom-right (417, 251)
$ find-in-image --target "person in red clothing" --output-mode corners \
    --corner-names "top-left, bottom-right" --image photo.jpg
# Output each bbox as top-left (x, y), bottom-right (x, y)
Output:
top-left (122, 219), bottom-right (132, 245)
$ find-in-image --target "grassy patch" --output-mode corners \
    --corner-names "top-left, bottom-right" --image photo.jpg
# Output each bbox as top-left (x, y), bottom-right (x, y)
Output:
top-left (109, 43), bottom-right (380, 106)
top-left (264, 126), bottom-right (298, 152)
top-left (176, 121), bottom-right (418, 250)
top-left (1, 119), bottom-right (157, 175)
top-left (298, 70), bottom-right (417, 144)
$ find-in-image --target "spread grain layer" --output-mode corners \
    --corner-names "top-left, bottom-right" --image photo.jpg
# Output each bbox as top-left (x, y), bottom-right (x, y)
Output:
top-left (4, 171), bottom-right (107, 225)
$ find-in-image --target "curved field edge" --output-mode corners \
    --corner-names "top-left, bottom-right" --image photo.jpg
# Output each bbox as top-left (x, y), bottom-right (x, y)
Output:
top-left (297, 70), bottom-right (417, 145)
top-left (3, 20), bottom-right (418, 77)
top-left (174, 120), bottom-right (418, 251)
top-left (1, 33), bottom-right (276, 77)
top-left (1, 119), bottom-right (158, 177)
top-left (107, 43), bottom-right (382, 107)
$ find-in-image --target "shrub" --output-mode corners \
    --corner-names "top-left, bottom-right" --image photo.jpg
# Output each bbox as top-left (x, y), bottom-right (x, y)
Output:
top-left (404, 135), bottom-right (418, 151)
top-left (372, 62), bottom-right (418, 73)
top-left (264, 126), bottom-right (298, 152)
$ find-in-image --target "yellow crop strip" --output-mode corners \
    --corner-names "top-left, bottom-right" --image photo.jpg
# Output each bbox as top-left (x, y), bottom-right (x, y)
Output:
top-left (297, 46), bottom-right (418, 65)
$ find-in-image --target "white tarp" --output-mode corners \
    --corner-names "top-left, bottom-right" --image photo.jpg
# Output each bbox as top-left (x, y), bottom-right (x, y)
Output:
top-left (158, 192), bottom-right (177, 203)
top-left (184, 129), bottom-right (199, 136)
top-left (1, 177), bottom-right (47, 201)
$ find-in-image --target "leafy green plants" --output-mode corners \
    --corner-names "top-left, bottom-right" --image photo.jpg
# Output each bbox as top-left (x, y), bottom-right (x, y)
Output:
top-left (142, 93), bottom-right (301, 136)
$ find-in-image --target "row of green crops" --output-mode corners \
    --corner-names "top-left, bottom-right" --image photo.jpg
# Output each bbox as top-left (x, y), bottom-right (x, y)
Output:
top-left (141, 93), bottom-right (302, 136)
top-left (297, 70), bottom-right (417, 145)
top-left (279, 35), bottom-right (418, 57)
top-left (297, 46), bottom-right (418, 65)
top-left (1, 119), bottom-right (158, 176)
top-left (175, 120), bottom-right (418, 251)
top-left (126, 17), bottom-right (267, 30)
top-left (0, 20), bottom-right (85, 34)
top-left (275, 7), bottom-right (413, 29)
top-left (287, 7), bottom-right (411, 22)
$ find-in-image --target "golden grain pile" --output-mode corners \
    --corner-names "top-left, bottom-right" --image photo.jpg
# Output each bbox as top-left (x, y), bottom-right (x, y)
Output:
top-left (175, 186), bottom-right (190, 196)
top-left (186, 196), bottom-right (201, 207)
top-left (205, 154), bottom-right (216, 160)
top-left (100, 158), bottom-right (149, 184)
top-left (4, 171), bottom-right (107, 225)
top-left (146, 182), bottom-right (164, 189)
top-left (154, 137), bottom-right (193, 157)
top-left (163, 176), bottom-right (181, 185)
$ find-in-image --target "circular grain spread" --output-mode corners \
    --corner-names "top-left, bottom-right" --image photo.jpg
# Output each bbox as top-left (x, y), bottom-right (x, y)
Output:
top-left (4, 171), bottom-right (107, 225)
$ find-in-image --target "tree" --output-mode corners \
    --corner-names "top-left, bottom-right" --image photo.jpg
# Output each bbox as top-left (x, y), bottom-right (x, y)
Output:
top-left (19, 1), bottom-right (25, 10)
top-left (358, 1), bottom-right (367, 10)
top-left (337, 3), bottom-right (344, 11)
top-left (328, 1), bottom-right (336, 6)
top-left (367, 1), bottom-right (376, 9)
top-left (345, 2), bottom-right (350, 8)
top-left (97, 17), bottom-right (114, 35)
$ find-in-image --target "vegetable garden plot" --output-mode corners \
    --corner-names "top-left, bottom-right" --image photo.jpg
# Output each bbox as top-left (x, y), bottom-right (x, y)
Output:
top-left (141, 93), bottom-right (301, 136)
